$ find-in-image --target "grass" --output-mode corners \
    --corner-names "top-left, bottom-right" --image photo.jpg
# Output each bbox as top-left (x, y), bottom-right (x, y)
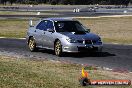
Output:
top-left (0, 16), bottom-right (132, 44)
top-left (0, 19), bottom-right (28, 38)
top-left (0, 55), bottom-right (131, 88)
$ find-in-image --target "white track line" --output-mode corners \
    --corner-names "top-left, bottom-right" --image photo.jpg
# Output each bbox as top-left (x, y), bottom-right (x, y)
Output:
top-left (0, 37), bottom-right (26, 39)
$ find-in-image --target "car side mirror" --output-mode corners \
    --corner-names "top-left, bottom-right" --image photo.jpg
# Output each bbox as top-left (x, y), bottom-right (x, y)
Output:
top-left (47, 28), bottom-right (54, 33)
top-left (87, 29), bottom-right (90, 33)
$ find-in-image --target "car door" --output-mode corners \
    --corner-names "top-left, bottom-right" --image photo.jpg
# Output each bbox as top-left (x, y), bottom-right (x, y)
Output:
top-left (35, 20), bottom-right (47, 47)
top-left (43, 20), bottom-right (55, 49)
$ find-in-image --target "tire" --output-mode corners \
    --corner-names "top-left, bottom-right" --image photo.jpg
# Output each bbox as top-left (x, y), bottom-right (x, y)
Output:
top-left (28, 37), bottom-right (38, 52)
top-left (54, 40), bottom-right (62, 56)
top-left (79, 78), bottom-right (90, 86)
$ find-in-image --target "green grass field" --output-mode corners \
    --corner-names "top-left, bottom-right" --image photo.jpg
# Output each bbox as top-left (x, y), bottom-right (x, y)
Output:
top-left (0, 19), bottom-right (28, 38)
top-left (0, 16), bottom-right (132, 44)
top-left (0, 56), bottom-right (131, 88)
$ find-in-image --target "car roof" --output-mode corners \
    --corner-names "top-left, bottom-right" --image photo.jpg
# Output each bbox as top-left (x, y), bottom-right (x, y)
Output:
top-left (42, 17), bottom-right (75, 21)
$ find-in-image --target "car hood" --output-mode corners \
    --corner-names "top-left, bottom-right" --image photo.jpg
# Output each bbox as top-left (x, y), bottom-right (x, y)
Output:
top-left (59, 32), bottom-right (100, 40)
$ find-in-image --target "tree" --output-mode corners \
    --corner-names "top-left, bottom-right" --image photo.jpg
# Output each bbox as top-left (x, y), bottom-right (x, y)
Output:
top-left (0, 0), bottom-right (131, 5)
top-left (1, 0), bottom-right (8, 5)
top-left (51, 0), bottom-right (57, 5)
top-left (8, 0), bottom-right (16, 5)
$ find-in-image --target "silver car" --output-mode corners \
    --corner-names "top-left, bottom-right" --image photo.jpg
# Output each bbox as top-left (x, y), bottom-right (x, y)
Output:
top-left (26, 18), bottom-right (103, 56)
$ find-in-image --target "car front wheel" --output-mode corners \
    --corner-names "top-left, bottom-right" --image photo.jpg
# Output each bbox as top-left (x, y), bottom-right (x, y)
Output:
top-left (28, 37), bottom-right (38, 52)
top-left (54, 40), bottom-right (62, 56)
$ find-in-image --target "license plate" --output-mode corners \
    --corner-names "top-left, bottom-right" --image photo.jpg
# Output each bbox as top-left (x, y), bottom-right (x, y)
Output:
top-left (86, 46), bottom-right (93, 48)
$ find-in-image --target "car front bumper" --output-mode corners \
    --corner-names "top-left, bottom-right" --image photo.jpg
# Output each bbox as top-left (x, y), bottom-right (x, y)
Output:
top-left (62, 43), bottom-right (103, 53)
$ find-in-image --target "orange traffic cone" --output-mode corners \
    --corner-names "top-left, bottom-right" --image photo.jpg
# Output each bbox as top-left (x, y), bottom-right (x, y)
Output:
top-left (79, 67), bottom-right (91, 86)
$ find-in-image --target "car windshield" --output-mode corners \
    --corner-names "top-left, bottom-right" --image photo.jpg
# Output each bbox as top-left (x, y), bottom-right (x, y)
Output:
top-left (54, 21), bottom-right (88, 34)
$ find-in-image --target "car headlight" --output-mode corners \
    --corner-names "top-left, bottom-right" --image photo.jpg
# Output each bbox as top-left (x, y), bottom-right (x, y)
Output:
top-left (66, 38), bottom-right (78, 43)
top-left (98, 38), bottom-right (102, 42)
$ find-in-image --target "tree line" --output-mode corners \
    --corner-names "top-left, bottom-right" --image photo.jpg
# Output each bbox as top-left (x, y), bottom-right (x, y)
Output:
top-left (0, 0), bottom-right (132, 6)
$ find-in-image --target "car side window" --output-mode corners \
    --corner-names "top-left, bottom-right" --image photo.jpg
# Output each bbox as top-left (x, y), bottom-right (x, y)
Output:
top-left (36, 20), bottom-right (48, 31)
top-left (47, 21), bottom-right (54, 30)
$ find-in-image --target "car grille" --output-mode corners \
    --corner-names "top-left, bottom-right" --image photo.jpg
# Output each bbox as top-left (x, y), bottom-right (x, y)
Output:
top-left (77, 40), bottom-right (96, 44)
top-left (77, 40), bottom-right (83, 43)
top-left (85, 40), bottom-right (92, 44)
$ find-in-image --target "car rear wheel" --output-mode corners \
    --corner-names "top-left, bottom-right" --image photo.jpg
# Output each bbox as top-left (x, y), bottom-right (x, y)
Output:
top-left (28, 37), bottom-right (38, 52)
top-left (54, 40), bottom-right (62, 56)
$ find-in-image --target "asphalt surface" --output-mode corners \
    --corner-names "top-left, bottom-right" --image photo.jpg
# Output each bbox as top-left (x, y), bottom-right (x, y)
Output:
top-left (0, 12), bottom-right (122, 18)
top-left (0, 38), bottom-right (132, 71)
top-left (0, 5), bottom-right (132, 12)
top-left (1, 5), bottom-right (132, 18)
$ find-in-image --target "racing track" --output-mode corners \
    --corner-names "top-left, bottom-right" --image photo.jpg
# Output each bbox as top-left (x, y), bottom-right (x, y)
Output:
top-left (0, 38), bottom-right (132, 72)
